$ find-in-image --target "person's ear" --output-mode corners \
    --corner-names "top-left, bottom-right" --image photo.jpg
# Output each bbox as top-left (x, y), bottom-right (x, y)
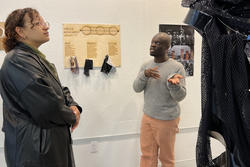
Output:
top-left (15, 27), bottom-right (26, 39)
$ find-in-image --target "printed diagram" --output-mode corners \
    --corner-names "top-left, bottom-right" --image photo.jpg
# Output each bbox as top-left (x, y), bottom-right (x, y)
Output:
top-left (63, 24), bottom-right (121, 68)
top-left (80, 25), bottom-right (119, 36)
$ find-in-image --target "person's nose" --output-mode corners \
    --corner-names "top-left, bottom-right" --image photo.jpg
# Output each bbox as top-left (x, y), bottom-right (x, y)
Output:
top-left (44, 25), bottom-right (49, 30)
top-left (42, 22), bottom-right (50, 30)
top-left (42, 25), bottom-right (49, 31)
top-left (151, 42), bottom-right (156, 47)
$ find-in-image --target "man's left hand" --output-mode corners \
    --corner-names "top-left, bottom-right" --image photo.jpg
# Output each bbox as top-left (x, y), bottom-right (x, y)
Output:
top-left (168, 74), bottom-right (184, 85)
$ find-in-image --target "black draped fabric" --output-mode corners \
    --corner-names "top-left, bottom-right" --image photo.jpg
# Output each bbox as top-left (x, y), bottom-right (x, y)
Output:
top-left (182, 0), bottom-right (250, 35)
top-left (182, 0), bottom-right (250, 166)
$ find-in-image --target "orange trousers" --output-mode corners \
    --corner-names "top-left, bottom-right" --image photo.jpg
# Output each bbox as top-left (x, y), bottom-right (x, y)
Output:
top-left (140, 114), bottom-right (180, 167)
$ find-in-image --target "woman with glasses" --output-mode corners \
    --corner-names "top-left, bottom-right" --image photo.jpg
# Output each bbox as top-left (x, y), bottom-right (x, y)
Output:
top-left (0, 8), bottom-right (82, 167)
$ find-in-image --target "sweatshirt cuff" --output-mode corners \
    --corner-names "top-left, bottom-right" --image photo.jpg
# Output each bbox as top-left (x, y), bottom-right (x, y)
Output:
top-left (167, 73), bottom-right (178, 80)
top-left (139, 71), bottom-right (149, 81)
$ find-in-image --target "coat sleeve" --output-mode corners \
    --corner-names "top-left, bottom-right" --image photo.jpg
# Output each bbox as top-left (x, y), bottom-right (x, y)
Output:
top-left (62, 86), bottom-right (82, 113)
top-left (19, 77), bottom-right (76, 128)
top-left (51, 63), bottom-right (82, 113)
top-left (8, 53), bottom-right (76, 129)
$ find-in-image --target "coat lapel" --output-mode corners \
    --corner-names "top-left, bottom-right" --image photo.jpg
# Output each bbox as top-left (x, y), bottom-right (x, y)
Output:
top-left (38, 59), bottom-right (61, 85)
top-left (17, 43), bottom-right (62, 87)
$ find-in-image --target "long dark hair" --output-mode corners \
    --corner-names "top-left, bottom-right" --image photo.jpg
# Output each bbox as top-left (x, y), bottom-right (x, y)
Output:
top-left (3, 8), bottom-right (39, 52)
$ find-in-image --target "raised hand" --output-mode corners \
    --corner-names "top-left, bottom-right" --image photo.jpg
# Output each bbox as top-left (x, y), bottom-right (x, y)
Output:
top-left (144, 66), bottom-right (160, 79)
top-left (168, 74), bottom-right (184, 85)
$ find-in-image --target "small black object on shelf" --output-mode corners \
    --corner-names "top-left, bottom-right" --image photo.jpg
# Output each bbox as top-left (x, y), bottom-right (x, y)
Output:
top-left (101, 55), bottom-right (116, 74)
top-left (84, 59), bottom-right (93, 76)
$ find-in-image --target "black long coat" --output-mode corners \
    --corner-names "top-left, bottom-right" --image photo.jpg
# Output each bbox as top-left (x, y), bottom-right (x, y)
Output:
top-left (0, 42), bottom-right (82, 167)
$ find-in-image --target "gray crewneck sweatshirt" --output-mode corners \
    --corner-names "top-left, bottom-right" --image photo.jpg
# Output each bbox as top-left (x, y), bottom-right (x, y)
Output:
top-left (133, 58), bottom-right (186, 120)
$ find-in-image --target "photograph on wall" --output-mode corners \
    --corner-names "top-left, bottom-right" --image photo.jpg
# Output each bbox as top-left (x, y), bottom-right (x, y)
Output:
top-left (159, 24), bottom-right (194, 76)
top-left (63, 24), bottom-right (121, 68)
top-left (0, 22), bottom-right (5, 52)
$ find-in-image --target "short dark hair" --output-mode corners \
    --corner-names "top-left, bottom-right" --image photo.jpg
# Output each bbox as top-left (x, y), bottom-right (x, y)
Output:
top-left (156, 32), bottom-right (171, 49)
top-left (3, 8), bottom-right (39, 52)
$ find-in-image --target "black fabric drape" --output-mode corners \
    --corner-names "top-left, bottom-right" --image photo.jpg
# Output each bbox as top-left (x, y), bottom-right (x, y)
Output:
top-left (182, 0), bottom-right (250, 166)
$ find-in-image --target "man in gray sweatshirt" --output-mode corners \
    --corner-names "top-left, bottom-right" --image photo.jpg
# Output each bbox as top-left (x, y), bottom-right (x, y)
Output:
top-left (133, 32), bottom-right (186, 167)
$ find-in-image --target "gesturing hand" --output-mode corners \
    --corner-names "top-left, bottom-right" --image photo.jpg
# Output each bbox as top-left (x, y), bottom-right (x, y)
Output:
top-left (168, 74), bottom-right (184, 85)
top-left (144, 66), bottom-right (160, 79)
top-left (70, 106), bottom-right (80, 132)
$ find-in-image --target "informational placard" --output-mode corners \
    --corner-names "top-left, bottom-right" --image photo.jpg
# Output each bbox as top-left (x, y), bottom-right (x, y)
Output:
top-left (63, 24), bottom-right (121, 68)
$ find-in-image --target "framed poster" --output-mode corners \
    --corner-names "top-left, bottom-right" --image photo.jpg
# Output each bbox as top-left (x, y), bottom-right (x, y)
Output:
top-left (160, 24), bottom-right (194, 76)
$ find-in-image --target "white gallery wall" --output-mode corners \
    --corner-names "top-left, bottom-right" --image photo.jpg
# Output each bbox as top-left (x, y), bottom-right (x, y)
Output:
top-left (0, 0), bottom-right (225, 166)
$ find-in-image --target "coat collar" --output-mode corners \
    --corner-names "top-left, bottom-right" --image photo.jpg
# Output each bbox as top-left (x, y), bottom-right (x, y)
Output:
top-left (15, 42), bottom-right (61, 85)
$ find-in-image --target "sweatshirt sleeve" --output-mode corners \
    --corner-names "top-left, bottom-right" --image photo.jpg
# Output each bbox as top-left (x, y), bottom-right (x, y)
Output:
top-left (133, 63), bottom-right (149, 93)
top-left (166, 64), bottom-right (186, 102)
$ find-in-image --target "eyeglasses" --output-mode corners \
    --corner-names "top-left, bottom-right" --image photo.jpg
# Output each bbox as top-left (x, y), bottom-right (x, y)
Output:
top-left (33, 21), bottom-right (50, 28)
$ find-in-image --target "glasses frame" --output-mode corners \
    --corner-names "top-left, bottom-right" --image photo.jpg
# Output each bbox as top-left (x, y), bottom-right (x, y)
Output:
top-left (33, 21), bottom-right (50, 28)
